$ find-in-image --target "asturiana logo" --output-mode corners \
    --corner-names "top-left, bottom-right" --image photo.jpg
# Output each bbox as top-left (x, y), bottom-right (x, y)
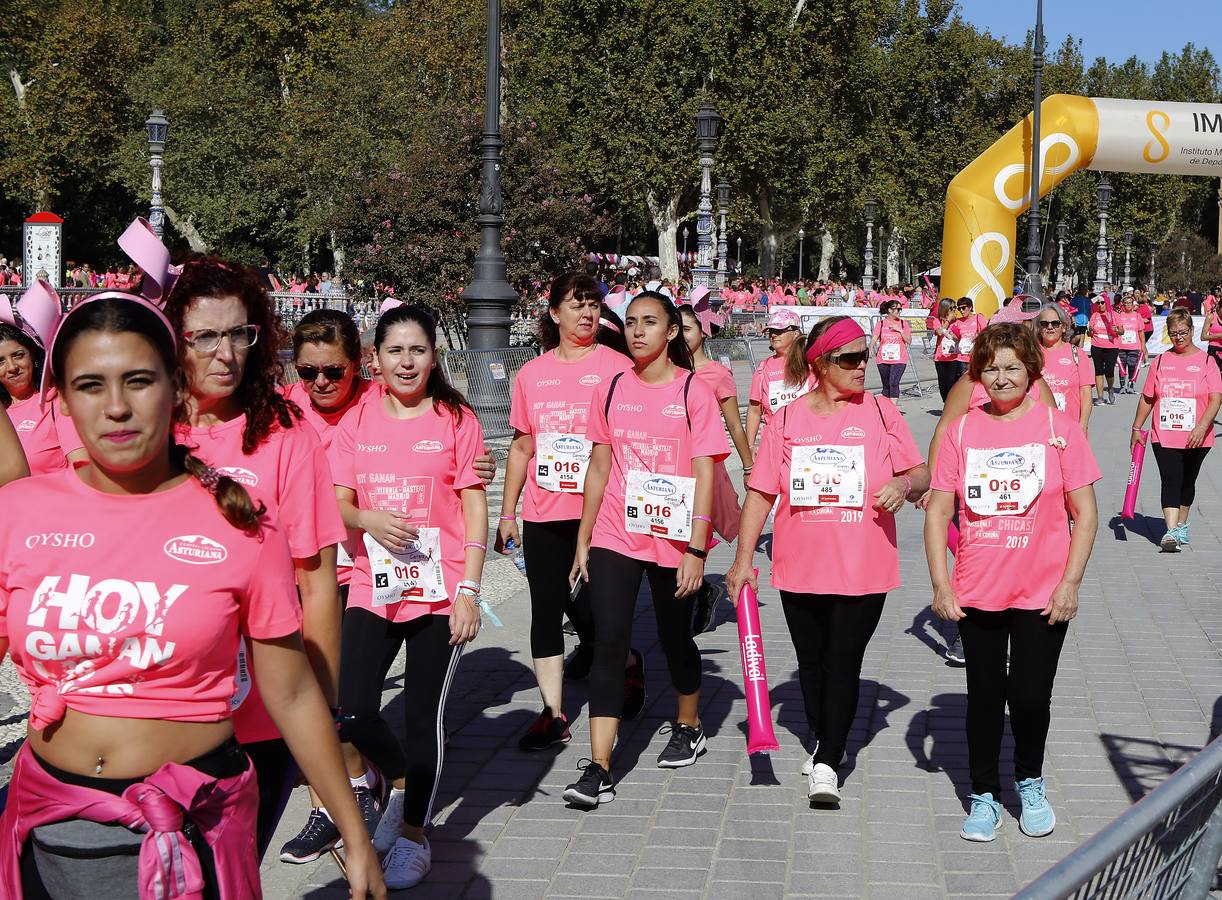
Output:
top-left (661, 404), bottom-right (685, 418)
top-left (578, 374), bottom-right (602, 386)
top-left (810, 447), bottom-right (846, 466)
top-left (412, 440), bottom-right (443, 453)
top-left (643, 477), bottom-right (677, 497)
top-left (551, 436), bottom-right (585, 455)
top-left (218, 466), bottom-right (258, 486)
top-left (987, 450), bottom-right (1026, 470)
top-left (840, 426), bottom-right (866, 440)
top-left (164, 534), bottom-right (228, 565)
top-left (15, 420), bottom-right (36, 433)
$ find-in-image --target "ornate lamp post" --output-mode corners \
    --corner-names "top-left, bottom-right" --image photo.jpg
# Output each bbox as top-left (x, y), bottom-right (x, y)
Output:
top-left (1093, 177), bottom-right (1111, 292)
top-left (1023, 0), bottom-right (1046, 298)
top-left (692, 101), bottom-right (721, 294)
top-left (1149, 247), bottom-right (1157, 293)
top-left (464, 0), bottom-right (518, 349)
top-left (715, 181), bottom-right (730, 297)
top-left (736, 236), bottom-right (742, 273)
top-left (797, 227), bottom-right (806, 282)
top-left (145, 110), bottom-right (169, 239)
top-left (1055, 221), bottom-right (1067, 291)
top-left (863, 199), bottom-right (878, 291)
top-left (1123, 228), bottom-right (1133, 292)
top-left (681, 225), bottom-right (690, 258)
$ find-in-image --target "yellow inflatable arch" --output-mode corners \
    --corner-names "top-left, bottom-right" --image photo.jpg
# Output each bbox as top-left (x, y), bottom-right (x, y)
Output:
top-left (940, 94), bottom-right (1222, 315)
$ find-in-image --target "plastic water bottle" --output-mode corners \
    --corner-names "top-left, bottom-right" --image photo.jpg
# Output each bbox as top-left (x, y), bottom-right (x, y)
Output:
top-left (505, 538), bottom-right (527, 574)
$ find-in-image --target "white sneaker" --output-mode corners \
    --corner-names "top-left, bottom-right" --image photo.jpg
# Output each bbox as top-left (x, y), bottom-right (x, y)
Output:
top-left (801, 746), bottom-right (848, 776)
top-left (807, 763), bottom-right (841, 803)
top-left (372, 787), bottom-right (406, 855)
top-left (381, 836), bottom-right (431, 890)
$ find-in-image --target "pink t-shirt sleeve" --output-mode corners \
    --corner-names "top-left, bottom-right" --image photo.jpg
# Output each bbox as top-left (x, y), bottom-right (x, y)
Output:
top-left (749, 362), bottom-right (766, 405)
top-left (239, 524), bottom-right (302, 640)
top-left (328, 406), bottom-right (360, 490)
top-left (585, 382), bottom-right (613, 444)
top-left (931, 415), bottom-right (965, 493)
top-left (509, 372), bottom-right (530, 435)
top-left (276, 426), bottom-right (346, 558)
top-left (1206, 355), bottom-right (1222, 393)
top-left (747, 411), bottom-right (784, 495)
top-left (705, 364), bottom-right (736, 402)
top-left (1077, 354), bottom-right (1094, 389)
top-left (878, 396), bottom-right (924, 473)
top-left (871, 322), bottom-right (882, 342)
top-left (686, 378), bottom-right (730, 462)
top-left (1140, 362), bottom-right (1157, 401)
top-left (452, 409), bottom-right (487, 491)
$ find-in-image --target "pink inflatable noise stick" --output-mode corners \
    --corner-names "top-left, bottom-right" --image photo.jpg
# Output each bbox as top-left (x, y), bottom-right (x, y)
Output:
top-left (1123, 430), bottom-right (1149, 520)
top-left (737, 574), bottom-right (780, 755)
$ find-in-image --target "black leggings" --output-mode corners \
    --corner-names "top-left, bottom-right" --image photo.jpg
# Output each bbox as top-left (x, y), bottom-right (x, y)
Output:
top-left (1150, 442), bottom-right (1211, 510)
top-left (1092, 347), bottom-right (1119, 378)
top-left (523, 518), bottom-right (593, 658)
top-left (935, 361), bottom-right (964, 402)
top-left (244, 738), bottom-right (298, 859)
top-left (779, 591), bottom-right (885, 771)
top-left (958, 607), bottom-right (1068, 798)
top-left (877, 363), bottom-right (906, 399)
top-left (338, 609), bottom-right (463, 828)
top-left (587, 547), bottom-right (701, 719)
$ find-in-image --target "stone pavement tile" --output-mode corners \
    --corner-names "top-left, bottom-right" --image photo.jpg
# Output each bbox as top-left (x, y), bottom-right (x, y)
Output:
top-left (706, 882), bottom-right (787, 900)
top-left (461, 882), bottom-right (550, 900)
top-left (566, 832), bottom-right (648, 855)
top-left (789, 873), bottom-right (863, 894)
top-left (556, 852), bottom-right (639, 876)
top-left (646, 827), bottom-right (722, 849)
top-left (865, 884), bottom-right (945, 900)
top-left (631, 867), bottom-right (711, 890)
top-left (789, 851), bottom-right (864, 873)
top-left (944, 871), bottom-right (1021, 894)
top-left (714, 837), bottom-right (790, 860)
top-left (624, 892), bottom-right (702, 900)
top-left (712, 858), bottom-right (790, 882)
top-left (479, 855), bottom-right (560, 879)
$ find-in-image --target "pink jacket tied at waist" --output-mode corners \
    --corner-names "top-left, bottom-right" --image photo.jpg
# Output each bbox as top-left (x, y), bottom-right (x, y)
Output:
top-left (0, 742), bottom-right (261, 899)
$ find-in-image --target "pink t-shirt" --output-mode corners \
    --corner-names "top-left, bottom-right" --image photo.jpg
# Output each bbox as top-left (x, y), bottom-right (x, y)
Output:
top-left (749, 355), bottom-right (813, 422)
top-left (586, 370), bottom-right (729, 568)
top-left (6, 391), bottom-right (83, 476)
top-left (931, 404), bottom-right (1101, 611)
top-left (1140, 350), bottom-right (1222, 449)
top-left (1088, 312), bottom-right (1117, 349)
top-left (329, 398), bottom-right (486, 623)
top-left (748, 392), bottom-right (923, 595)
top-left (1040, 344), bottom-right (1093, 423)
top-left (284, 379), bottom-right (377, 451)
top-left (508, 345), bottom-right (632, 523)
top-left (872, 319), bottom-right (911, 365)
top-left (693, 360), bottom-right (737, 403)
top-left (0, 469), bottom-right (300, 729)
top-left (933, 322), bottom-right (959, 362)
top-left (1114, 312), bottom-right (1145, 351)
top-left (950, 314), bottom-right (987, 363)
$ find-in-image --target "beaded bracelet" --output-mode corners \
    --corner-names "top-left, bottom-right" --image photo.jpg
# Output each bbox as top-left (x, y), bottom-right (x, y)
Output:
top-left (464, 541), bottom-right (487, 551)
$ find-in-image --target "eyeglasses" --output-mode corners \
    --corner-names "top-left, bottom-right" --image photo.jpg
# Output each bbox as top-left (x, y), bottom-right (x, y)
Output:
top-left (181, 324), bottom-right (260, 354)
top-left (1037, 320), bottom-right (1063, 329)
top-left (828, 349), bottom-right (869, 369)
top-left (296, 363), bottom-right (348, 382)
top-left (1168, 330), bottom-right (1192, 339)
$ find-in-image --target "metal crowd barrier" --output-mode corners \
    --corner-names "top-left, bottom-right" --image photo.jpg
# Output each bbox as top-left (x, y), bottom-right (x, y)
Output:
top-left (441, 346), bottom-right (538, 439)
top-left (1015, 734), bottom-right (1222, 899)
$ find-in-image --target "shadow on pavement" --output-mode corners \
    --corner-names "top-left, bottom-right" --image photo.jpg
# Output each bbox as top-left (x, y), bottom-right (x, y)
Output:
top-left (906, 691), bottom-right (971, 808)
top-left (1110, 513), bottom-right (1167, 547)
top-left (906, 606), bottom-right (959, 660)
top-left (1099, 733), bottom-right (1204, 803)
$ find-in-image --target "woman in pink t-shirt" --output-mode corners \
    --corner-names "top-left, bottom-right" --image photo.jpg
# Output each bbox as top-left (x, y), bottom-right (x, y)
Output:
top-left (931, 299), bottom-right (964, 401)
top-left (870, 299), bottom-right (911, 401)
top-left (164, 257), bottom-right (350, 860)
top-left (1031, 303), bottom-right (1093, 433)
top-left (0, 293), bottom-right (383, 899)
top-left (727, 317), bottom-right (929, 805)
top-left (1202, 293), bottom-right (1222, 371)
top-left (1088, 297), bottom-right (1121, 404)
top-left (497, 273), bottom-right (634, 753)
top-left (329, 304), bottom-right (487, 889)
top-left (926, 323), bottom-right (1100, 844)
top-left (1114, 295), bottom-right (1147, 394)
top-left (949, 299), bottom-right (986, 364)
top-left (563, 291), bottom-right (728, 809)
top-left (746, 309), bottom-right (810, 446)
top-left (1130, 308), bottom-right (1222, 550)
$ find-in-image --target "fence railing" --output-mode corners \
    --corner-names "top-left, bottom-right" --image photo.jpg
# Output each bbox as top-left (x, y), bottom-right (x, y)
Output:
top-left (1015, 734), bottom-right (1222, 899)
top-left (441, 347), bottom-right (539, 440)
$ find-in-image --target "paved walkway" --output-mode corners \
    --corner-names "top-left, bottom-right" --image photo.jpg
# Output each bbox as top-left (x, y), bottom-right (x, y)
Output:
top-left (1, 364), bottom-right (1218, 898)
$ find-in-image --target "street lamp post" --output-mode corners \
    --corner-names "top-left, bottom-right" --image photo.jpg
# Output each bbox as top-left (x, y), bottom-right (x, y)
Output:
top-left (145, 110), bottom-right (169, 240)
top-left (682, 225), bottom-right (690, 258)
top-left (716, 181), bottom-right (730, 298)
top-left (863, 199), bottom-right (878, 292)
top-left (1055, 221), bottom-right (1067, 292)
top-left (736, 236), bottom-right (742, 273)
top-left (1093, 177), bottom-right (1111, 293)
top-left (797, 227), bottom-right (805, 282)
top-left (693, 101), bottom-right (721, 294)
top-left (1024, 0), bottom-right (1046, 298)
top-left (1123, 228), bottom-right (1133, 292)
top-left (1149, 247), bottom-right (1157, 293)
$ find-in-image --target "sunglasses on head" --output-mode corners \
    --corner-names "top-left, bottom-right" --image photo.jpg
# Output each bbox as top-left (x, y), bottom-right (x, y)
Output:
top-left (828, 349), bottom-right (870, 369)
top-left (296, 363), bottom-right (348, 382)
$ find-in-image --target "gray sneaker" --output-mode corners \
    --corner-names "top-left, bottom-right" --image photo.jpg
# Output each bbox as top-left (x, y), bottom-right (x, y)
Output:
top-left (944, 635), bottom-right (966, 666)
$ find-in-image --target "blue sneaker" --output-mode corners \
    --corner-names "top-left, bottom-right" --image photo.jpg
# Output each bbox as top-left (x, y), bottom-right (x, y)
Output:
top-left (960, 793), bottom-right (1002, 842)
top-left (1015, 777), bottom-right (1056, 837)
top-left (1175, 523), bottom-right (1190, 545)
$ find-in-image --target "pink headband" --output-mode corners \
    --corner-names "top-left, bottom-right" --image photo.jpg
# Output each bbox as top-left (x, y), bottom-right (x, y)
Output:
top-left (598, 316), bottom-right (621, 334)
top-left (380, 297), bottom-right (404, 315)
top-left (117, 218), bottom-right (178, 303)
top-left (806, 318), bottom-right (865, 363)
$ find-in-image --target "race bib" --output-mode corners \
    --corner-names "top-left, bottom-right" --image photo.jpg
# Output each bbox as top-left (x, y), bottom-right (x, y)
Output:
top-left (337, 542), bottom-right (355, 568)
top-left (230, 637), bottom-right (251, 712)
top-left (789, 444), bottom-right (866, 508)
top-left (1053, 392), bottom-right (1067, 412)
top-left (880, 343), bottom-right (901, 362)
top-left (963, 444), bottom-right (1046, 516)
top-left (1159, 397), bottom-right (1197, 431)
top-left (624, 469), bottom-right (695, 541)
top-left (958, 337), bottom-right (975, 355)
top-left (1119, 330), bottom-right (1138, 346)
top-left (535, 432), bottom-right (592, 493)
top-left (768, 378), bottom-right (810, 413)
top-left (364, 527), bottom-right (448, 606)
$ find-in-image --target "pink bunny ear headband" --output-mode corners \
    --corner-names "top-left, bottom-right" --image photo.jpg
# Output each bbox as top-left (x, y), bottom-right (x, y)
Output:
top-left (685, 285), bottom-right (724, 336)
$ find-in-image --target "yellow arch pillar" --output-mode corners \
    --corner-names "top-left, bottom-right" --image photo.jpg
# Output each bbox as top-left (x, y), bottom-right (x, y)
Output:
top-left (940, 94), bottom-right (1222, 314)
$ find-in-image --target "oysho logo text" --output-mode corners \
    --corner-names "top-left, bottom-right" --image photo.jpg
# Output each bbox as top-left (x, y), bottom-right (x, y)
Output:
top-left (25, 533), bottom-right (96, 550)
top-left (357, 443), bottom-right (388, 453)
top-left (535, 379), bottom-right (561, 387)
top-left (616, 403), bottom-right (644, 413)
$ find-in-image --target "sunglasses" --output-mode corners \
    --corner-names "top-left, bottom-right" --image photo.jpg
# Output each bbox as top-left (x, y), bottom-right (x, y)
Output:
top-left (828, 349), bottom-right (870, 369)
top-left (296, 363), bottom-right (349, 382)
top-left (1037, 320), bottom-right (1063, 329)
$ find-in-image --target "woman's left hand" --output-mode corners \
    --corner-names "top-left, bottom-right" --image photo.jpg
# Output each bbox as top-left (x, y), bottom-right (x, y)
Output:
top-left (1042, 580), bottom-right (1079, 625)
top-left (474, 453), bottom-right (497, 485)
top-left (449, 591), bottom-right (481, 645)
top-left (1187, 424), bottom-right (1208, 449)
top-left (872, 477), bottom-right (907, 513)
top-left (676, 553), bottom-right (705, 598)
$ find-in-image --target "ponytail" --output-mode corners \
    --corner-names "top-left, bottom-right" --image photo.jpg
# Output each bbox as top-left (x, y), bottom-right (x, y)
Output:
top-left (172, 442), bottom-right (266, 533)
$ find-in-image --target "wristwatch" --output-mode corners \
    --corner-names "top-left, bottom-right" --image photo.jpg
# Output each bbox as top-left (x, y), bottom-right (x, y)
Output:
top-left (685, 546), bottom-right (708, 560)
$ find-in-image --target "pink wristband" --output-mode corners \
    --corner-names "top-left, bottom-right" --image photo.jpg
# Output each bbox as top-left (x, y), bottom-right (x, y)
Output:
top-left (499, 515), bottom-right (516, 521)
top-left (692, 515), bottom-right (711, 523)
top-left (464, 541), bottom-right (487, 551)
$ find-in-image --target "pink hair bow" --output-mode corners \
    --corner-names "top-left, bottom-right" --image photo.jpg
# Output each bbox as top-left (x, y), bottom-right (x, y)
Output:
top-left (686, 285), bottom-right (724, 336)
top-left (16, 279), bottom-right (63, 349)
top-left (380, 297), bottom-right (404, 315)
top-left (117, 217), bottom-right (179, 305)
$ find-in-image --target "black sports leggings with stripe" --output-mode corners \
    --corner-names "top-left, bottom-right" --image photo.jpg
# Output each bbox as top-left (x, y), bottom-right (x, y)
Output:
top-left (338, 608), bottom-right (463, 828)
